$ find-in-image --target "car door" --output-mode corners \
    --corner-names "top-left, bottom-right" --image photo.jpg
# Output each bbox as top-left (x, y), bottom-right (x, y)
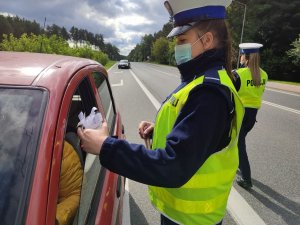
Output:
top-left (47, 66), bottom-right (124, 225)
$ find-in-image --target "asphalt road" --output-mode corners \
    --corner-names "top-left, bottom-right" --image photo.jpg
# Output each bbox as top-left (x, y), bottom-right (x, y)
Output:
top-left (108, 62), bottom-right (300, 225)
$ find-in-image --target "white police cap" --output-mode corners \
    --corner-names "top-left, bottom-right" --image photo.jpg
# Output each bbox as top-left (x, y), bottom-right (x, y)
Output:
top-left (164, 0), bottom-right (232, 38)
top-left (239, 43), bottom-right (263, 54)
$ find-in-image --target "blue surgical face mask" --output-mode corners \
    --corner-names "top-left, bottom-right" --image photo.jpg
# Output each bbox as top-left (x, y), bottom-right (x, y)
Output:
top-left (174, 35), bottom-right (204, 65)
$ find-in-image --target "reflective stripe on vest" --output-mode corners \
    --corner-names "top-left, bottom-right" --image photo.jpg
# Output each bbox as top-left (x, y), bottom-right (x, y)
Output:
top-left (149, 70), bottom-right (244, 225)
top-left (236, 68), bottom-right (268, 108)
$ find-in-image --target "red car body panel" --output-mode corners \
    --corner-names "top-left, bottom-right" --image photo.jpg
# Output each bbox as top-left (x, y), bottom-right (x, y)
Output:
top-left (0, 51), bottom-right (124, 225)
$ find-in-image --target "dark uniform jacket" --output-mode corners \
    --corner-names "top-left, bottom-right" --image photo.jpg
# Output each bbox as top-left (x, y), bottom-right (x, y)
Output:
top-left (99, 49), bottom-right (234, 188)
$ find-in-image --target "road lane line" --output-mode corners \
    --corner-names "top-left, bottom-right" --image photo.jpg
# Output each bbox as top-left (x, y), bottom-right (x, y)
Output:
top-left (227, 188), bottom-right (266, 225)
top-left (263, 100), bottom-right (300, 115)
top-left (130, 68), bottom-right (266, 225)
top-left (122, 180), bottom-right (131, 225)
top-left (148, 67), bottom-right (179, 78)
top-left (107, 63), bottom-right (117, 72)
top-left (130, 69), bottom-right (161, 110)
top-left (111, 79), bottom-right (124, 87)
top-left (84, 154), bottom-right (96, 173)
top-left (266, 88), bottom-right (300, 97)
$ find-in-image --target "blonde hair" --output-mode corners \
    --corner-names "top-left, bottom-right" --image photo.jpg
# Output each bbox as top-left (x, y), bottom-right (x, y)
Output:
top-left (194, 19), bottom-right (233, 80)
top-left (246, 53), bottom-right (261, 87)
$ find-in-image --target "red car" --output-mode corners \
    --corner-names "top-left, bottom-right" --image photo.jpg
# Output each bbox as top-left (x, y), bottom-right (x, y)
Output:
top-left (0, 52), bottom-right (125, 225)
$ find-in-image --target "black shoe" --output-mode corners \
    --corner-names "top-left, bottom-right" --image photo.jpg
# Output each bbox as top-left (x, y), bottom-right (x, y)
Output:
top-left (236, 177), bottom-right (253, 190)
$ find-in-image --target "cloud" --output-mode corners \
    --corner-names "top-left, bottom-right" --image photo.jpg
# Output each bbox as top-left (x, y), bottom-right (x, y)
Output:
top-left (0, 0), bottom-right (169, 55)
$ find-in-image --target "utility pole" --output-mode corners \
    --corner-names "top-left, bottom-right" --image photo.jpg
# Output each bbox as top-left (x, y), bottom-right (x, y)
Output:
top-left (234, 1), bottom-right (247, 68)
top-left (40, 17), bottom-right (46, 53)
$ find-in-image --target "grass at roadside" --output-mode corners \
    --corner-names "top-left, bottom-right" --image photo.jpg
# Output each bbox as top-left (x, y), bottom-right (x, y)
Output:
top-left (104, 61), bottom-right (116, 70)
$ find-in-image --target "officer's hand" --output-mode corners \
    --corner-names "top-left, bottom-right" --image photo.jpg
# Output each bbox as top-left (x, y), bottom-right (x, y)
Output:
top-left (77, 122), bottom-right (109, 155)
top-left (138, 121), bottom-right (154, 139)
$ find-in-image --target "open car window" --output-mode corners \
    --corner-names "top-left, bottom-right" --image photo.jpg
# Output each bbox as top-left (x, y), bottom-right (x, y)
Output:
top-left (57, 77), bottom-right (107, 225)
top-left (92, 72), bottom-right (116, 134)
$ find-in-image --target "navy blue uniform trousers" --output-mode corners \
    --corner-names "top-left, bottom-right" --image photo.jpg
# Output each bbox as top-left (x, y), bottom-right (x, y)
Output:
top-left (238, 108), bottom-right (258, 181)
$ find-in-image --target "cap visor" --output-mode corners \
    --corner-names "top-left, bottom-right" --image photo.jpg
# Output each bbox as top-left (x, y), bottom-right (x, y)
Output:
top-left (167, 23), bottom-right (195, 38)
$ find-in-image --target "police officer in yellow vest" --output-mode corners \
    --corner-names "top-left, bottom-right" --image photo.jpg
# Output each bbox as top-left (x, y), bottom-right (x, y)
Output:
top-left (77, 1), bottom-right (244, 224)
top-left (233, 43), bottom-right (268, 190)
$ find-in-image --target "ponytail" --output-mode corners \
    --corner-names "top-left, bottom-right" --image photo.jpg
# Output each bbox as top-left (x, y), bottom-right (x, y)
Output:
top-left (248, 53), bottom-right (261, 87)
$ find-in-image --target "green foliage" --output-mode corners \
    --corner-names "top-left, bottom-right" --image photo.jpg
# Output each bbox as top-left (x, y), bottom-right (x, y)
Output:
top-left (0, 15), bottom-right (121, 60)
top-left (128, 44), bottom-right (143, 62)
top-left (228, 0), bottom-right (300, 81)
top-left (168, 38), bottom-right (176, 66)
top-left (0, 15), bottom-right (42, 41)
top-left (128, 23), bottom-right (172, 63)
top-left (129, 0), bottom-right (299, 81)
top-left (104, 60), bottom-right (116, 70)
top-left (128, 34), bottom-right (155, 62)
top-left (151, 37), bottom-right (170, 64)
top-left (287, 34), bottom-right (300, 66)
top-left (0, 33), bottom-right (109, 66)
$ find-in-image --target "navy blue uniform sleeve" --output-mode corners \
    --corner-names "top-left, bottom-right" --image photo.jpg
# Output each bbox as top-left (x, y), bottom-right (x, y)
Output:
top-left (232, 70), bottom-right (241, 91)
top-left (100, 85), bottom-right (232, 188)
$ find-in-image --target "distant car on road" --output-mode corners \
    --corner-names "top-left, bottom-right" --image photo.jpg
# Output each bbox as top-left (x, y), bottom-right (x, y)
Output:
top-left (0, 51), bottom-right (125, 225)
top-left (118, 60), bottom-right (130, 69)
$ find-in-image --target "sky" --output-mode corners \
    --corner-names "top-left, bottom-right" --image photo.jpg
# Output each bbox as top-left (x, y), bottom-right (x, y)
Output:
top-left (0, 0), bottom-right (170, 56)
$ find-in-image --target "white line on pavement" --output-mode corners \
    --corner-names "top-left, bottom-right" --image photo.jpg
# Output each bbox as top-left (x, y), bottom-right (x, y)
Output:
top-left (148, 67), bottom-right (179, 78)
top-left (122, 180), bottom-right (131, 225)
top-left (84, 154), bottom-right (96, 173)
top-left (111, 79), bottom-right (124, 87)
top-left (107, 63), bottom-right (117, 72)
top-left (263, 100), bottom-right (300, 115)
top-left (227, 188), bottom-right (266, 225)
top-left (130, 69), bottom-right (161, 110)
top-left (129, 69), bottom-right (266, 225)
top-left (266, 88), bottom-right (300, 97)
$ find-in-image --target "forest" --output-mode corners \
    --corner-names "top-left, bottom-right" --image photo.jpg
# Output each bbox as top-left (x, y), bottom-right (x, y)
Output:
top-left (0, 15), bottom-right (124, 66)
top-left (0, 1), bottom-right (299, 81)
top-left (128, 0), bottom-right (300, 82)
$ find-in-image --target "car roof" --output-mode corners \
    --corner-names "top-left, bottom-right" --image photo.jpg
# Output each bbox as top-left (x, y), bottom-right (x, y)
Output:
top-left (0, 51), bottom-right (103, 87)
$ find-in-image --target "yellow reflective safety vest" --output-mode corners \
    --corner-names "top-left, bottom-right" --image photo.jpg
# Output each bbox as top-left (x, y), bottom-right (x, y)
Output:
top-left (149, 69), bottom-right (244, 225)
top-left (236, 68), bottom-right (268, 108)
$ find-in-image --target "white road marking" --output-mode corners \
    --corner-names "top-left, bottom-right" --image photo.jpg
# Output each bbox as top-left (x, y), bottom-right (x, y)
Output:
top-left (227, 188), bottom-right (266, 225)
top-left (111, 79), bottom-right (124, 87)
top-left (122, 180), bottom-right (131, 225)
top-left (83, 153), bottom-right (97, 173)
top-left (108, 64), bottom-right (131, 225)
top-left (263, 100), bottom-right (300, 115)
top-left (128, 68), bottom-right (266, 225)
top-left (130, 69), bottom-right (161, 110)
top-left (107, 63), bottom-right (117, 72)
top-left (148, 67), bottom-right (179, 78)
top-left (266, 88), bottom-right (300, 97)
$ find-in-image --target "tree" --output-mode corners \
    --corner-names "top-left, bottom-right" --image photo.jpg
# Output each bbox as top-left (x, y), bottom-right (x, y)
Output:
top-left (140, 34), bottom-right (155, 61)
top-left (287, 34), bottom-right (300, 66)
top-left (60, 27), bottom-right (70, 40)
top-left (104, 43), bottom-right (120, 60)
top-left (168, 38), bottom-right (176, 66)
top-left (227, 0), bottom-right (300, 81)
top-left (152, 37), bottom-right (170, 64)
top-left (153, 22), bottom-right (173, 39)
top-left (94, 34), bottom-right (104, 50)
top-left (47, 24), bottom-right (61, 37)
top-left (70, 26), bottom-right (79, 43)
top-left (0, 16), bottom-right (13, 41)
